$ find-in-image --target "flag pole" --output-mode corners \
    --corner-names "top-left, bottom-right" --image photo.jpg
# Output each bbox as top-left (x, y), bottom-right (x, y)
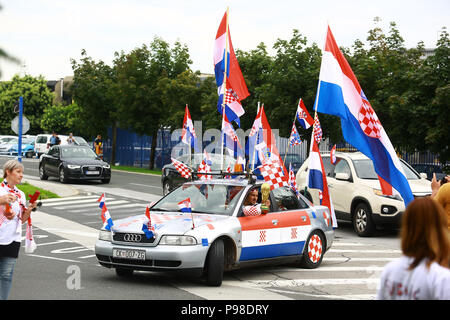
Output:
top-left (250, 101), bottom-right (260, 172)
top-left (220, 7), bottom-right (230, 171)
top-left (187, 104), bottom-right (192, 167)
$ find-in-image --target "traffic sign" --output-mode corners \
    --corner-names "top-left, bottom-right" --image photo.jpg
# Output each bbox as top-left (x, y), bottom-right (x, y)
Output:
top-left (11, 115), bottom-right (30, 134)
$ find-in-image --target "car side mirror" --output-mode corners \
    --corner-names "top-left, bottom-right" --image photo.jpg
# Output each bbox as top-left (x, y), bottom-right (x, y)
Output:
top-left (335, 172), bottom-right (350, 181)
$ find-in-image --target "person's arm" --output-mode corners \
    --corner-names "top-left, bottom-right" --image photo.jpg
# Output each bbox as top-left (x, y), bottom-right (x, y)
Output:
top-left (431, 173), bottom-right (440, 198)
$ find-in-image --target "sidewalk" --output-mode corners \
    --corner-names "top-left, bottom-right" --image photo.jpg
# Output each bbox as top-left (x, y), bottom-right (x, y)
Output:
top-left (22, 174), bottom-right (80, 198)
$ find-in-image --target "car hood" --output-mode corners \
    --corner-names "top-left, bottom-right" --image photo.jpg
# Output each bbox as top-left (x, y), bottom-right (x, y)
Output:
top-left (358, 177), bottom-right (432, 195)
top-left (112, 212), bottom-right (231, 234)
top-left (64, 158), bottom-right (106, 166)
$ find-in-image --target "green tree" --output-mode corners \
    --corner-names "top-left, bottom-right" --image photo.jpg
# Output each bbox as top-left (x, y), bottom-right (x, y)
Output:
top-left (0, 75), bottom-right (53, 134)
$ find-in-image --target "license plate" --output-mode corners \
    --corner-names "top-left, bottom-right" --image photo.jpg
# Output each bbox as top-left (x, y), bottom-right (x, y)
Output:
top-left (112, 248), bottom-right (146, 260)
top-left (86, 170), bottom-right (99, 175)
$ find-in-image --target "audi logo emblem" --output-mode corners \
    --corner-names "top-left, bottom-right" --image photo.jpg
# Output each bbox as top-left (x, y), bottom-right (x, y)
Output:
top-left (123, 233), bottom-right (142, 242)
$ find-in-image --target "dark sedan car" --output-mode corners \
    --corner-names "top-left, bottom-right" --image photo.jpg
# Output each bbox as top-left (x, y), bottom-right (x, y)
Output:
top-left (39, 145), bottom-right (111, 183)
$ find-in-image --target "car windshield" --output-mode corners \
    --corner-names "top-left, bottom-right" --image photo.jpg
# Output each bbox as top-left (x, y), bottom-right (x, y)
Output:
top-left (61, 147), bottom-right (98, 159)
top-left (74, 136), bottom-right (88, 145)
top-left (152, 183), bottom-right (245, 216)
top-left (176, 154), bottom-right (236, 171)
top-left (282, 154), bottom-right (302, 163)
top-left (353, 159), bottom-right (420, 180)
top-left (21, 137), bottom-right (35, 144)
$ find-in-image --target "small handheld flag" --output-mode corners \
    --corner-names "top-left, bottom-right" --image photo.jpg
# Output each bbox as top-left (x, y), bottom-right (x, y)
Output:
top-left (98, 193), bottom-right (114, 231)
top-left (296, 99), bottom-right (314, 129)
top-left (330, 144), bottom-right (337, 165)
top-left (142, 206), bottom-right (155, 239)
top-left (178, 198), bottom-right (195, 229)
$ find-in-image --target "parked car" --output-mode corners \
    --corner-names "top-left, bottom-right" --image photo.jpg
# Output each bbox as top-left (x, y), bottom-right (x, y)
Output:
top-left (0, 135), bottom-right (18, 145)
top-left (95, 177), bottom-right (334, 286)
top-left (8, 136), bottom-right (36, 158)
top-left (39, 145), bottom-right (111, 183)
top-left (296, 151), bottom-right (432, 236)
top-left (161, 153), bottom-right (237, 195)
top-left (410, 163), bottom-right (446, 181)
top-left (280, 153), bottom-right (304, 174)
top-left (0, 137), bottom-right (18, 155)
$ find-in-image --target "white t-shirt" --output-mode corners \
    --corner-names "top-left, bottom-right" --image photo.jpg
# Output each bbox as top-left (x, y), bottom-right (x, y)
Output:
top-left (0, 182), bottom-right (27, 245)
top-left (376, 255), bottom-right (450, 300)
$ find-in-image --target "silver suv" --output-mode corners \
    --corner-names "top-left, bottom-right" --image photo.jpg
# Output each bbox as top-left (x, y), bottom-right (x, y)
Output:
top-left (296, 152), bottom-right (432, 236)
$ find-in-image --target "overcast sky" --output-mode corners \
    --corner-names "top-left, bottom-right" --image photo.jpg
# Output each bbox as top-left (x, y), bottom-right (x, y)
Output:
top-left (1, 0), bottom-right (448, 81)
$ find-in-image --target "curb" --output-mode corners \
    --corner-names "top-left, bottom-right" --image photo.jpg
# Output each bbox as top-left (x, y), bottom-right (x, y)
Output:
top-left (22, 175), bottom-right (80, 198)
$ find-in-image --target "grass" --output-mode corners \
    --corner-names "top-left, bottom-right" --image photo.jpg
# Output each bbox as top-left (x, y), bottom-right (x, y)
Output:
top-left (17, 181), bottom-right (60, 200)
top-left (111, 165), bottom-right (162, 175)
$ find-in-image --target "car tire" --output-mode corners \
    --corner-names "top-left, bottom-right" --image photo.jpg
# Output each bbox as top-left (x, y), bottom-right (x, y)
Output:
top-left (39, 165), bottom-right (48, 180)
top-left (25, 151), bottom-right (34, 158)
top-left (101, 178), bottom-right (111, 184)
top-left (353, 202), bottom-right (375, 237)
top-left (163, 180), bottom-right (171, 196)
top-left (299, 230), bottom-right (325, 269)
top-left (59, 167), bottom-right (68, 184)
top-left (204, 238), bottom-right (224, 287)
top-left (115, 268), bottom-right (134, 277)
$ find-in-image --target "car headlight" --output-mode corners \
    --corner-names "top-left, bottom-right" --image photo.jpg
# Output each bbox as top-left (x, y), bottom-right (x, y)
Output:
top-left (67, 164), bottom-right (81, 169)
top-left (372, 189), bottom-right (403, 201)
top-left (159, 235), bottom-right (197, 246)
top-left (102, 164), bottom-right (110, 169)
top-left (98, 229), bottom-right (111, 241)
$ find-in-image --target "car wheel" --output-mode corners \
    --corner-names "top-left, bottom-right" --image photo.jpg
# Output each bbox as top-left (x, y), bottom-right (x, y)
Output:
top-left (25, 151), bottom-right (34, 158)
top-left (115, 268), bottom-right (134, 277)
top-left (101, 178), bottom-right (111, 184)
top-left (353, 202), bottom-right (375, 237)
top-left (299, 230), bottom-right (325, 269)
top-left (163, 180), bottom-right (171, 196)
top-left (59, 167), bottom-right (68, 183)
top-left (39, 165), bottom-right (48, 180)
top-left (204, 238), bottom-right (224, 286)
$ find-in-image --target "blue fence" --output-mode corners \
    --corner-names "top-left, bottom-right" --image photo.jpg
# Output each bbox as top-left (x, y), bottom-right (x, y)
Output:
top-left (101, 128), bottom-right (445, 169)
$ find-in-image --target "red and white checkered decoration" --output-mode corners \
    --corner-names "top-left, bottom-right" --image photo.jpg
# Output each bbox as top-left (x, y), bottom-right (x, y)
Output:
top-left (313, 114), bottom-right (322, 144)
top-left (259, 230), bottom-right (267, 242)
top-left (197, 161), bottom-right (212, 181)
top-left (224, 87), bottom-right (240, 105)
top-left (307, 234), bottom-right (323, 264)
top-left (358, 100), bottom-right (381, 138)
top-left (171, 157), bottom-right (192, 179)
top-left (259, 159), bottom-right (288, 190)
top-left (243, 205), bottom-right (261, 216)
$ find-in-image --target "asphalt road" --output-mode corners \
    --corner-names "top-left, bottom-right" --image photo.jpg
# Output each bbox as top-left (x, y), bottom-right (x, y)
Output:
top-left (1, 156), bottom-right (402, 302)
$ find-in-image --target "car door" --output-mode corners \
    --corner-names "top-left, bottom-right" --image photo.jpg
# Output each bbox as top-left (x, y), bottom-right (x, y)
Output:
top-left (238, 187), bottom-right (312, 261)
top-left (46, 146), bottom-right (61, 175)
top-left (328, 157), bottom-right (354, 215)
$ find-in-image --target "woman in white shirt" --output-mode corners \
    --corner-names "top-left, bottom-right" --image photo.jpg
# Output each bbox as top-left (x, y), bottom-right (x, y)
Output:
top-left (376, 197), bottom-right (450, 300)
top-left (0, 160), bottom-right (37, 300)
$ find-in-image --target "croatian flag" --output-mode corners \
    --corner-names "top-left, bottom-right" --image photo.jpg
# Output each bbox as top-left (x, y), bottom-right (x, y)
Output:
top-left (289, 122), bottom-right (302, 146)
top-left (222, 112), bottom-right (244, 160)
top-left (178, 198), bottom-right (192, 213)
top-left (198, 150), bottom-right (212, 180)
top-left (315, 26), bottom-right (413, 205)
top-left (181, 104), bottom-right (198, 149)
top-left (288, 163), bottom-right (300, 198)
top-left (330, 144), bottom-right (337, 165)
top-left (214, 10), bottom-right (249, 126)
top-left (142, 206), bottom-right (155, 239)
top-left (98, 194), bottom-right (114, 231)
top-left (296, 98), bottom-right (314, 129)
top-left (308, 139), bottom-right (337, 228)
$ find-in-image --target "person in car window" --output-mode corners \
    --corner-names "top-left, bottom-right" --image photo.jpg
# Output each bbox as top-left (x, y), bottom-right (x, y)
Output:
top-left (242, 189), bottom-right (270, 216)
top-left (376, 197), bottom-right (450, 300)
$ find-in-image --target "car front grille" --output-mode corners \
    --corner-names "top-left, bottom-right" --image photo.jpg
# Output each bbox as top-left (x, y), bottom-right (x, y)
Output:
top-left (82, 165), bottom-right (102, 177)
top-left (113, 232), bottom-right (156, 244)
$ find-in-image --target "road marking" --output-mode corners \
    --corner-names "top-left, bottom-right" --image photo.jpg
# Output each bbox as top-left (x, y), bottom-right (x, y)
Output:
top-left (129, 183), bottom-right (162, 189)
top-left (268, 288), bottom-right (374, 300)
top-left (328, 248), bottom-right (401, 253)
top-left (250, 278), bottom-right (380, 287)
top-left (266, 266), bottom-right (385, 272)
top-left (39, 195), bottom-right (99, 203)
top-left (33, 239), bottom-right (73, 246)
top-left (44, 198), bottom-right (116, 207)
top-left (324, 257), bottom-right (397, 262)
top-left (73, 203), bottom-right (148, 213)
top-left (54, 200), bottom-right (128, 210)
top-left (25, 254), bottom-right (82, 263)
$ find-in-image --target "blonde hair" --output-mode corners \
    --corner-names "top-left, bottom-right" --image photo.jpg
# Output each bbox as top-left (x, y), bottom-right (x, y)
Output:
top-left (3, 159), bottom-right (24, 178)
top-left (401, 197), bottom-right (450, 269)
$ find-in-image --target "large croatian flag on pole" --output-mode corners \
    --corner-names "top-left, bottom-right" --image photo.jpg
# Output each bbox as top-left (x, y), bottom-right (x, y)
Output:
top-left (214, 9), bottom-right (249, 126)
top-left (315, 26), bottom-right (413, 205)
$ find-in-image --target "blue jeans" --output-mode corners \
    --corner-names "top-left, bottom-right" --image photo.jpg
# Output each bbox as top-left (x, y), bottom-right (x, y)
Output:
top-left (0, 257), bottom-right (17, 300)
